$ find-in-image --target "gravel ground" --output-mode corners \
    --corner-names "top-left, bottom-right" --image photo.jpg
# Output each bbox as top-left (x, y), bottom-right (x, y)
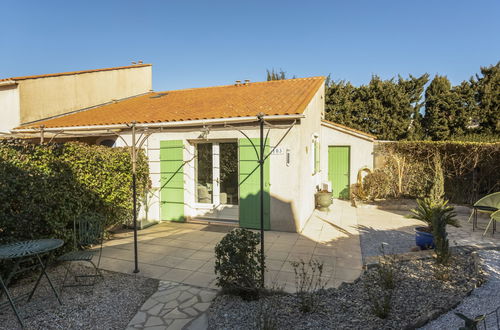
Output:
top-left (0, 263), bottom-right (158, 330)
top-left (420, 249), bottom-right (500, 330)
top-left (208, 252), bottom-right (480, 329)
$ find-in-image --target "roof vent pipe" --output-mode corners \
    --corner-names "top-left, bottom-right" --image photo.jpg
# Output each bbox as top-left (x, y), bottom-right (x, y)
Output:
top-left (235, 80), bottom-right (241, 86)
top-left (244, 79), bottom-right (250, 85)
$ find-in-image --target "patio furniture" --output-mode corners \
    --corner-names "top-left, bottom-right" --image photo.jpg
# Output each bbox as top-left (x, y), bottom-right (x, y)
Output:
top-left (57, 214), bottom-right (104, 290)
top-left (468, 192), bottom-right (500, 231)
top-left (0, 238), bottom-right (64, 327)
top-left (484, 209), bottom-right (500, 236)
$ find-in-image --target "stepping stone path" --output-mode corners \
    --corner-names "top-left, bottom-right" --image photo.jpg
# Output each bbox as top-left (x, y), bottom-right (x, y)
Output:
top-left (126, 280), bottom-right (217, 330)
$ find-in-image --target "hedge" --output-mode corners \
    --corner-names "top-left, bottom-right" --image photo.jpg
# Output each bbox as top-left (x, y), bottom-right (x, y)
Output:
top-left (0, 140), bottom-right (149, 249)
top-left (370, 141), bottom-right (500, 204)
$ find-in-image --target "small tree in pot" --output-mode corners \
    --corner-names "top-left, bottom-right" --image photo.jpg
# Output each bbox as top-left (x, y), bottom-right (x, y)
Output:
top-left (408, 198), bottom-right (459, 249)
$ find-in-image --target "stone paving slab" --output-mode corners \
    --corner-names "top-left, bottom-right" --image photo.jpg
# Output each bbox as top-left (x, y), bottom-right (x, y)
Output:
top-left (126, 280), bottom-right (217, 330)
top-left (98, 201), bottom-right (364, 294)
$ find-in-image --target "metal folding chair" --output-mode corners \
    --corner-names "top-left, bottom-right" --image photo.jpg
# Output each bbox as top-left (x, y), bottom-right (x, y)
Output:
top-left (57, 213), bottom-right (105, 290)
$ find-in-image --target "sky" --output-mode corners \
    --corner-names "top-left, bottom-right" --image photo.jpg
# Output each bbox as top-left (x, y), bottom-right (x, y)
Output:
top-left (1, 0), bottom-right (499, 91)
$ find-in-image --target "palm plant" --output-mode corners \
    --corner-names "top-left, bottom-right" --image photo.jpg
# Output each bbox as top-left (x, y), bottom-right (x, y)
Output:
top-left (408, 198), bottom-right (460, 232)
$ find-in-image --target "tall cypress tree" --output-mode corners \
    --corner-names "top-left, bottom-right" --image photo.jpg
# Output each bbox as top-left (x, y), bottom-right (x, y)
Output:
top-left (325, 74), bottom-right (428, 140)
top-left (424, 75), bottom-right (454, 140)
top-left (476, 62), bottom-right (500, 134)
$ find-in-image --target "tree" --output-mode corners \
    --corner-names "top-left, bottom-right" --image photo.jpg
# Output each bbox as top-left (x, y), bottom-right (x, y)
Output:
top-left (475, 61), bottom-right (500, 134)
top-left (266, 69), bottom-right (290, 81)
top-left (423, 75), bottom-right (454, 140)
top-left (325, 74), bottom-right (428, 140)
top-left (450, 79), bottom-right (479, 137)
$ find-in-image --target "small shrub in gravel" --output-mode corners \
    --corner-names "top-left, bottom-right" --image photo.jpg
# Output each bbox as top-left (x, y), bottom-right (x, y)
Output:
top-left (366, 284), bottom-right (392, 319)
top-left (376, 244), bottom-right (400, 290)
top-left (256, 300), bottom-right (278, 330)
top-left (290, 258), bottom-right (326, 313)
top-left (208, 252), bottom-right (481, 330)
top-left (214, 228), bottom-right (264, 300)
top-left (431, 205), bottom-right (455, 265)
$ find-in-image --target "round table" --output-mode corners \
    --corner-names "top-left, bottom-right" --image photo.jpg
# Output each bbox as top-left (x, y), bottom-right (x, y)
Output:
top-left (0, 239), bottom-right (64, 327)
top-left (0, 239), bottom-right (63, 259)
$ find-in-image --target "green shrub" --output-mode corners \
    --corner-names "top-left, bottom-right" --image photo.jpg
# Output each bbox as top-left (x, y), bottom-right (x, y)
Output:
top-left (0, 140), bottom-right (149, 250)
top-left (362, 169), bottom-right (395, 200)
top-left (375, 141), bottom-right (500, 203)
top-left (290, 258), bottom-right (326, 313)
top-left (431, 206), bottom-right (454, 264)
top-left (214, 228), bottom-right (264, 300)
top-left (408, 198), bottom-right (459, 232)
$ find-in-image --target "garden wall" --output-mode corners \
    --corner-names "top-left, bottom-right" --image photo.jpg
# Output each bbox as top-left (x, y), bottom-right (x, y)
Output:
top-left (372, 141), bottom-right (500, 204)
top-left (0, 141), bottom-right (149, 248)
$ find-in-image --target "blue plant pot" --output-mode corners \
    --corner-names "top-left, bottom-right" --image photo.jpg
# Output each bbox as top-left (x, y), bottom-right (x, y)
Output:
top-left (415, 226), bottom-right (435, 250)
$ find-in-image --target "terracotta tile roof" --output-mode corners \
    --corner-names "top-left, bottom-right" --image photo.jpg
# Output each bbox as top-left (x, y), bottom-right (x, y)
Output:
top-left (0, 64), bottom-right (151, 82)
top-left (18, 77), bottom-right (325, 129)
top-left (321, 119), bottom-right (377, 139)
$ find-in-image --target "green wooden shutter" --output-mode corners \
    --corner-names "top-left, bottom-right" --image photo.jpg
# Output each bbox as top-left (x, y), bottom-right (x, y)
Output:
top-left (160, 140), bottom-right (185, 221)
top-left (328, 146), bottom-right (350, 199)
top-left (238, 138), bottom-right (270, 230)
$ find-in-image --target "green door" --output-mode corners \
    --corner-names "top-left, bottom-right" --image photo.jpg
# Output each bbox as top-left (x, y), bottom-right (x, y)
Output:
top-left (160, 140), bottom-right (185, 221)
top-left (238, 138), bottom-right (270, 230)
top-left (328, 146), bottom-right (350, 199)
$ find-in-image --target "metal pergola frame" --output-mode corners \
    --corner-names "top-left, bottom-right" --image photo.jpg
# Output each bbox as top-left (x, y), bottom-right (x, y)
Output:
top-left (8, 114), bottom-right (299, 283)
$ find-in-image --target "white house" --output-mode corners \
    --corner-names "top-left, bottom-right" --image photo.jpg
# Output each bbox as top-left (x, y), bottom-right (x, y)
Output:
top-left (11, 67), bottom-right (375, 232)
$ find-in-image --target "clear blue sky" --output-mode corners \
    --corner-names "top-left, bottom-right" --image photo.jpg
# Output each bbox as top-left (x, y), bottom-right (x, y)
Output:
top-left (1, 0), bottom-right (499, 91)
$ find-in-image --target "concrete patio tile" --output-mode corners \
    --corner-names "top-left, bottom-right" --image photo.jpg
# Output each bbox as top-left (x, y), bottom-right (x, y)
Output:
top-left (176, 259), bottom-right (206, 272)
top-left (197, 260), bottom-right (215, 274)
top-left (334, 266), bottom-right (362, 282)
top-left (290, 245), bottom-right (316, 255)
top-left (265, 259), bottom-right (284, 271)
top-left (336, 257), bottom-right (363, 270)
top-left (137, 263), bottom-right (171, 279)
top-left (189, 251), bottom-right (215, 261)
top-left (266, 250), bottom-right (289, 260)
top-left (157, 256), bottom-right (186, 268)
top-left (314, 246), bottom-right (338, 256)
top-left (183, 272), bottom-right (215, 287)
top-left (160, 268), bottom-right (194, 283)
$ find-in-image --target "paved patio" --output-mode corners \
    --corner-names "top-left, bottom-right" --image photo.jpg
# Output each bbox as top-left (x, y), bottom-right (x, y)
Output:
top-left (98, 199), bottom-right (363, 294)
top-left (356, 204), bottom-right (500, 262)
top-left (98, 199), bottom-right (500, 329)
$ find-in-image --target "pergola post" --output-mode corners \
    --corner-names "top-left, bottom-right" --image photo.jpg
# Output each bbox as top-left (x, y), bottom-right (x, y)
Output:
top-left (131, 122), bottom-right (139, 273)
top-left (257, 113), bottom-right (265, 288)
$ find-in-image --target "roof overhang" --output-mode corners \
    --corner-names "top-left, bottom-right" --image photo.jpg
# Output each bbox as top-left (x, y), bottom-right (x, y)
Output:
top-left (11, 114), bottom-right (305, 134)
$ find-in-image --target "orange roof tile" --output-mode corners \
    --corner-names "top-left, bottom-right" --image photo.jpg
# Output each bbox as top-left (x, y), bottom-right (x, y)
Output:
top-left (18, 77), bottom-right (325, 129)
top-left (0, 64), bottom-right (151, 82)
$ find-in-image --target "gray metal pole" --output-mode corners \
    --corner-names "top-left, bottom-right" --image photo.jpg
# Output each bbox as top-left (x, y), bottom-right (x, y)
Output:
top-left (132, 122), bottom-right (139, 273)
top-left (258, 113), bottom-right (265, 288)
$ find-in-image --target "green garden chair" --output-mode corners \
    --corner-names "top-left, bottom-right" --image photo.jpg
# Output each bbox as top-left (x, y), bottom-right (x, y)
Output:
top-left (58, 213), bottom-right (105, 290)
top-left (468, 192), bottom-right (500, 231)
top-left (484, 209), bottom-right (500, 236)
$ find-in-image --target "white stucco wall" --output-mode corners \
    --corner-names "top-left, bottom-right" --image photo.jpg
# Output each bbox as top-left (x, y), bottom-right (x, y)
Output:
top-left (320, 123), bottom-right (375, 190)
top-left (116, 123), bottom-right (304, 232)
top-left (114, 82), bottom-right (326, 232)
top-left (295, 83), bottom-right (324, 230)
top-left (0, 83), bottom-right (20, 133)
top-left (17, 65), bottom-right (152, 124)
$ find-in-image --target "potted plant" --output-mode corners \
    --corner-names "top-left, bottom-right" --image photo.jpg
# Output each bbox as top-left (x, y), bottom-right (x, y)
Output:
top-left (315, 189), bottom-right (332, 211)
top-left (407, 198), bottom-right (459, 249)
